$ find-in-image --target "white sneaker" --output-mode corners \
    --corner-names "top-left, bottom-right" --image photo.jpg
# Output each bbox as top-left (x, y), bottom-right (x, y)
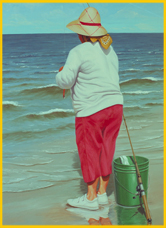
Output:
top-left (67, 194), bottom-right (99, 210)
top-left (97, 192), bottom-right (109, 205)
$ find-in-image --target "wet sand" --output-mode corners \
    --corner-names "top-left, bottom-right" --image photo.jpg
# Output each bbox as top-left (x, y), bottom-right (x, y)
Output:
top-left (3, 145), bottom-right (163, 225)
top-left (3, 109), bottom-right (164, 225)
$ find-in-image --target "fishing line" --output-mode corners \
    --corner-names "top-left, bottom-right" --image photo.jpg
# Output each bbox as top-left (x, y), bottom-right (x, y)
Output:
top-left (62, 4), bottom-right (67, 99)
top-left (62, 4), bottom-right (67, 60)
top-left (129, 3), bottom-right (162, 19)
top-left (82, 4), bottom-right (86, 9)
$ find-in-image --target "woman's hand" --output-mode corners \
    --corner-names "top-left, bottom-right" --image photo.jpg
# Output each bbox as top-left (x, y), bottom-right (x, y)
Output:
top-left (59, 66), bottom-right (63, 72)
top-left (58, 66), bottom-right (65, 98)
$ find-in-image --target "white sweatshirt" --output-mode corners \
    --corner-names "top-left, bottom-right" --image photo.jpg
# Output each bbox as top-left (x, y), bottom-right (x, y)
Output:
top-left (56, 41), bottom-right (123, 117)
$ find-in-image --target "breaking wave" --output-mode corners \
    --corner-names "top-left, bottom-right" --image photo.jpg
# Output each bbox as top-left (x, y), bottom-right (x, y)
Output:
top-left (123, 90), bottom-right (162, 95)
top-left (19, 84), bottom-right (69, 96)
top-left (3, 101), bottom-right (22, 111)
top-left (3, 123), bottom-right (75, 141)
top-left (21, 108), bottom-right (75, 120)
top-left (120, 77), bottom-right (163, 86)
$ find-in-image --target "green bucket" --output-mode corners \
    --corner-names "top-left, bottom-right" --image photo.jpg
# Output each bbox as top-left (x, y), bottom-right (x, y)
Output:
top-left (113, 156), bottom-right (149, 207)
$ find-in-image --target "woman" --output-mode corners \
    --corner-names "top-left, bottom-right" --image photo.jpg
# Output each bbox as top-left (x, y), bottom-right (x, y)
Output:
top-left (56, 7), bottom-right (123, 210)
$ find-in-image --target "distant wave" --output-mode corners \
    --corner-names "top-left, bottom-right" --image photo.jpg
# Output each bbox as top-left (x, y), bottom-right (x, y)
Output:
top-left (3, 101), bottom-right (22, 111)
top-left (128, 125), bottom-right (149, 130)
top-left (19, 65), bottom-right (29, 68)
top-left (18, 53), bottom-right (63, 58)
top-left (123, 90), bottom-right (162, 95)
top-left (19, 84), bottom-right (68, 96)
top-left (129, 49), bottom-right (140, 52)
top-left (123, 102), bottom-right (162, 111)
top-left (143, 68), bottom-right (163, 73)
top-left (16, 54), bottom-right (40, 58)
top-left (125, 68), bottom-right (140, 72)
top-left (138, 135), bottom-right (163, 142)
top-left (120, 68), bottom-right (140, 74)
top-left (3, 182), bottom-right (55, 193)
top-left (23, 108), bottom-right (75, 120)
top-left (3, 128), bottom-right (55, 141)
top-left (34, 70), bottom-right (58, 75)
top-left (120, 77), bottom-right (163, 86)
top-left (4, 123), bottom-right (75, 141)
top-left (120, 68), bottom-right (163, 75)
top-left (123, 105), bottom-right (149, 111)
top-left (15, 83), bottom-right (33, 87)
top-left (117, 52), bottom-right (125, 55)
top-left (3, 174), bottom-right (81, 193)
top-left (45, 150), bottom-right (77, 155)
top-left (56, 123), bottom-right (75, 131)
top-left (3, 78), bottom-right (17, 82)
top-left (142, 63), bottom-right (162, 67)
top-left (3, 176), bottom-right (37, 184)
top-left (3, 65), bottom-right (58, 76)
top-left (148, 51), bottom-right (163, 55)
top-left (10, 160), bottom-right (54, 167)
top-left (3, 77), bottom-right (41, 83)
top-left (143, 76), bottom-right (163, 81)
top-left (3, 70), bottom-right (23, 74)
top-left (145, 102), bottom-right (163, 107)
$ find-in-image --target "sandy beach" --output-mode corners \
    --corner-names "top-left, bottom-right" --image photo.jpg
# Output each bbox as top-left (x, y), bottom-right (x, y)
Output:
top-left (3, 106), bottom-right (163, 226)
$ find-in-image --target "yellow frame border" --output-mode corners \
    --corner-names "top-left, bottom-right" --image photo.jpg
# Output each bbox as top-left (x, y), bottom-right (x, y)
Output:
top-left (0, 1), bottom-right (165, 228)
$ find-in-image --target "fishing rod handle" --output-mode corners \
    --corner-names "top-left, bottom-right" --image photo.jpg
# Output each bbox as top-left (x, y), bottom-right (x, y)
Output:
top-left (142, 194), bottom-right (152, 225)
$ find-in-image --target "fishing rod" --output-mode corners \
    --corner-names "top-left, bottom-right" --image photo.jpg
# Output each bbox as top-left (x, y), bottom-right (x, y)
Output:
top-left (123, 114), bottom-right (152, 225)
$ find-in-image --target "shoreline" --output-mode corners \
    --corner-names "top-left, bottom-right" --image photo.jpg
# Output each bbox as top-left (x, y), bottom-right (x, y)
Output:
top-left (3, 145), bottom-right (163, 225)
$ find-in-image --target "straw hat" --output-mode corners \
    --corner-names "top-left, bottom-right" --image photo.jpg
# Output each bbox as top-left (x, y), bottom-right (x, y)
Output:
top-left (66, 7), bottom-right (107, 37)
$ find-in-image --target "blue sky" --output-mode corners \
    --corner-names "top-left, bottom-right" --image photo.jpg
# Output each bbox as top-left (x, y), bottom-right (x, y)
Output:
top-left (3, 3), bottom-right (163, 34)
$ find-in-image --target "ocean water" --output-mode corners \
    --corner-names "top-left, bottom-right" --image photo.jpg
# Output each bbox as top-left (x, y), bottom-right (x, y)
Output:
top-left (3, 33), bottom-right (163, 193)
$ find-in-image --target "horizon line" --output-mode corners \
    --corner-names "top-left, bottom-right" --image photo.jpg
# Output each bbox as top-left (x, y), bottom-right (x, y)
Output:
top-left (3, 32), bottom-right (163, 35)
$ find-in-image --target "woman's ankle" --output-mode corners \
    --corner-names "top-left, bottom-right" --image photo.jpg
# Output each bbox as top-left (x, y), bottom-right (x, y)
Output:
top-left (87, 192), bottom-right (97, 201)
top-left (97, 189), bottom-right (106, 195)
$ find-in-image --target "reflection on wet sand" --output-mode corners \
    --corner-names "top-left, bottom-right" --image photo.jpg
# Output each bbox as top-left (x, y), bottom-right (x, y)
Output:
top-left (88, 218), bottom-right (100, 225)
top-left (88, 217), bottom-right (112, 225)
top-left (115, 204), bottom-right (147, 225)
top-left (66, 206), bottom-right (112, 225)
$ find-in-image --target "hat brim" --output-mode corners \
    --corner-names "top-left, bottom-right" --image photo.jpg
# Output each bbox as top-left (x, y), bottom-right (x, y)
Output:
top-left (66, 19), bottom-right (107, 37)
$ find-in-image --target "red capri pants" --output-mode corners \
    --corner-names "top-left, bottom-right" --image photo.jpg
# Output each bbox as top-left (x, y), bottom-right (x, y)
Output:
top-left (75, 105), bottom-right (123, 183)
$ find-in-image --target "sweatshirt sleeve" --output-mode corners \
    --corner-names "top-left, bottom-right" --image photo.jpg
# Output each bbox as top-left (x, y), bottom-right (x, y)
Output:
top-left (56, 48), bottom-right (81, 89)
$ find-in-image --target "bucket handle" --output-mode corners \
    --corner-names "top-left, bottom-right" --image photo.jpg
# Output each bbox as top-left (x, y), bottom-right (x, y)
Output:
top-left (114, 174), bottom-right (148, 196)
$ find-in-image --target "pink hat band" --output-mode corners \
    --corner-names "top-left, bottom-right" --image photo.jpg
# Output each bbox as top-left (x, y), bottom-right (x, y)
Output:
top-left (80, 21), bottom-right (101, 26)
